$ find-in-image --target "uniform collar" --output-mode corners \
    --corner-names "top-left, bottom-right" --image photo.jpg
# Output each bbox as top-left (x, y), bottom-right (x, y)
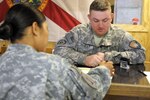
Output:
top-left (83, 24), bottom-right (113, 46)
top-left (100, 26), bottom-right (113, 46)
top-left (7, 44), bottom-right (36, 53)
top-left (82, 24), bottom-right (95, 45)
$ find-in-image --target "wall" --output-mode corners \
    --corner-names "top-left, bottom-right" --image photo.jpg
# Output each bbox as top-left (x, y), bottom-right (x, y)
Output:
top-left (142, 0), bottom-right (150, 62)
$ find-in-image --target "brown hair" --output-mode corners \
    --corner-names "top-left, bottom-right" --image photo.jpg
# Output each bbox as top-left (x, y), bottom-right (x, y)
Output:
top-left (89, 0), bottom-right (111, 12)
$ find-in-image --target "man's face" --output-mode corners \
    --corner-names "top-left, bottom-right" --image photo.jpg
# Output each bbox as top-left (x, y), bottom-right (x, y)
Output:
top-left (88, 10), bottom-right (113, 37)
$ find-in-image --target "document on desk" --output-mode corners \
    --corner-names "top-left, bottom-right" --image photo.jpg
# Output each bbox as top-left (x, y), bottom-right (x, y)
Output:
top-left (144, 71), bottom-right (150, 84)
top-left (79, 68), bottom-right (90, 74)
top-left (79, 68), bottom-right (113, 79)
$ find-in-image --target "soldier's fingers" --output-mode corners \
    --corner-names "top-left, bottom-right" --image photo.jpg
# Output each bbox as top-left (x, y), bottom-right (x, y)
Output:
top-left (111, 71), bottom-right (115, 76)
top-left (91, 56), bottom-right (103, 66)
top-left (99, 61), bottom-right (106, 65)
top-left (106, 61), bottom-right (113, 64)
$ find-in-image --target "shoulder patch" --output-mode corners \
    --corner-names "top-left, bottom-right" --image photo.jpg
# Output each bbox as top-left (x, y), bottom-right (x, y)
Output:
top-left (82, 73), bottom-right (97, 89)
top-left (57, 39), bottom-right (67, 45)
top-left (129, 40), bottom-right (141, 49)
top-left (69, 66), bottom-right (97, 89)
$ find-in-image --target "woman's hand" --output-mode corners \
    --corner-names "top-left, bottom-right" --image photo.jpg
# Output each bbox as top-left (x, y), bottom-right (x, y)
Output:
top-left (99, 61), bottom-right (115, 76)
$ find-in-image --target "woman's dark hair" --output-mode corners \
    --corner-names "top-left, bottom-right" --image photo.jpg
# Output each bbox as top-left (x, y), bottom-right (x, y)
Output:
top-left (0, 3), bottom-right (46, 43)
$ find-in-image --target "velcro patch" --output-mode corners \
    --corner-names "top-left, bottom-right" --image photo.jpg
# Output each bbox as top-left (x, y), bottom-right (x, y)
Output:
top-left (129, 40), bottom-right (141, 49)
top-left (82, 73), bottom-right (97, 89)
top-left (57, 39), bottom-right (67, 45)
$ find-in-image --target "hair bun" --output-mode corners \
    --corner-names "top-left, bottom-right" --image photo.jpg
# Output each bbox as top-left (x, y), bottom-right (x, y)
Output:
top-left (0, 22), bottom-right (13, 40)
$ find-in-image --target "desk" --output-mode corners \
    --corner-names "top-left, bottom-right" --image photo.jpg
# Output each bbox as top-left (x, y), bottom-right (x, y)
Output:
top-left (108, 63), bottom-right (150, 98)
top-left (79, 63), bottom-right (150, 98)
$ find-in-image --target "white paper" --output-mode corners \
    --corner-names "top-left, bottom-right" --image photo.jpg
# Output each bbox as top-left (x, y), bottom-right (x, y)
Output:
top-left (79, 68), bottom-right (113, 79)
top-left (144, 71), bottom-right (150, 84)
top-left (79, 68), bottom-right (90, 74)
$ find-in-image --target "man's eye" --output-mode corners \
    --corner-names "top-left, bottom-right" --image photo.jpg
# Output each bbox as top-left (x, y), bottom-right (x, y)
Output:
top-left (103, 19), bottom-right (109, 23)
top-left (93, 19), bottom-right (99, 22)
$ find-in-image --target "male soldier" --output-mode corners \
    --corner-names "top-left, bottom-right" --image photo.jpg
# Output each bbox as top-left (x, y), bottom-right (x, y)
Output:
top-left (53, 0), bottom-right (145, 67)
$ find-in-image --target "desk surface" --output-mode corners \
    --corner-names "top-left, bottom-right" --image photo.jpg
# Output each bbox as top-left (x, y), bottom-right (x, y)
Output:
top-left (79, 62), bottom-right (150, 98)
top-left (108, 63), bottom-right (150, 98)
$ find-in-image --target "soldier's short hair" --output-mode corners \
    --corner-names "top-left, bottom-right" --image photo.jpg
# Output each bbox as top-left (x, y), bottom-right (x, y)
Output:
top-left (89, 0), bottom-right (111, 12)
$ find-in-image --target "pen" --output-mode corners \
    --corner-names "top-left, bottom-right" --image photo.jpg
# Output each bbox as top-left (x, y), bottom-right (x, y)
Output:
top-left (138, 70), bottom-right (147, 76)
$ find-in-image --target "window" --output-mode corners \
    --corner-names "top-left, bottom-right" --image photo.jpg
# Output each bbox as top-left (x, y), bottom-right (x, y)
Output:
top-left (113, 0), bottom-right (142, 25)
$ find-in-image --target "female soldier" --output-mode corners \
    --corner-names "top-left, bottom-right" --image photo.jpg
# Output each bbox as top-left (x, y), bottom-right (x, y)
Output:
top-left (0, 3), bottom-right (114, 100)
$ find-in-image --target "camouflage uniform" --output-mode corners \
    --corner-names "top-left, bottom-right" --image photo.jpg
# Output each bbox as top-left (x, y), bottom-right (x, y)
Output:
top-left (54, 24), bottom-right (145, 65)
top-left (0, 44), bottom-right (111, 100)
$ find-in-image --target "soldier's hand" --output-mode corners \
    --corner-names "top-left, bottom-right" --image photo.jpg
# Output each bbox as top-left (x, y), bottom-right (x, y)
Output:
top-left (83, 54), bottom-right (104, 67)
top-left (96, 52), bottom-right (104, 60)
top-left (99, 61), bottom-right (115, 76)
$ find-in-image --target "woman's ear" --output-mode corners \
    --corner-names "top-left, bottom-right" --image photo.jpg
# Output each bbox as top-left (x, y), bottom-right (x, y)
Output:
top-left (32, 22), bottom-right (40, 36)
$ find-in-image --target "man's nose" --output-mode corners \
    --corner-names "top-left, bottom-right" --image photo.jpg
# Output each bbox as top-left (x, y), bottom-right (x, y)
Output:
top-left (98, 21), bottom-right (103, 27)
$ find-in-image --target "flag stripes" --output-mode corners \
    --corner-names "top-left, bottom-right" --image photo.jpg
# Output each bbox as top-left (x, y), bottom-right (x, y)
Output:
top-left (43, 0), bottom-right (81, 32)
